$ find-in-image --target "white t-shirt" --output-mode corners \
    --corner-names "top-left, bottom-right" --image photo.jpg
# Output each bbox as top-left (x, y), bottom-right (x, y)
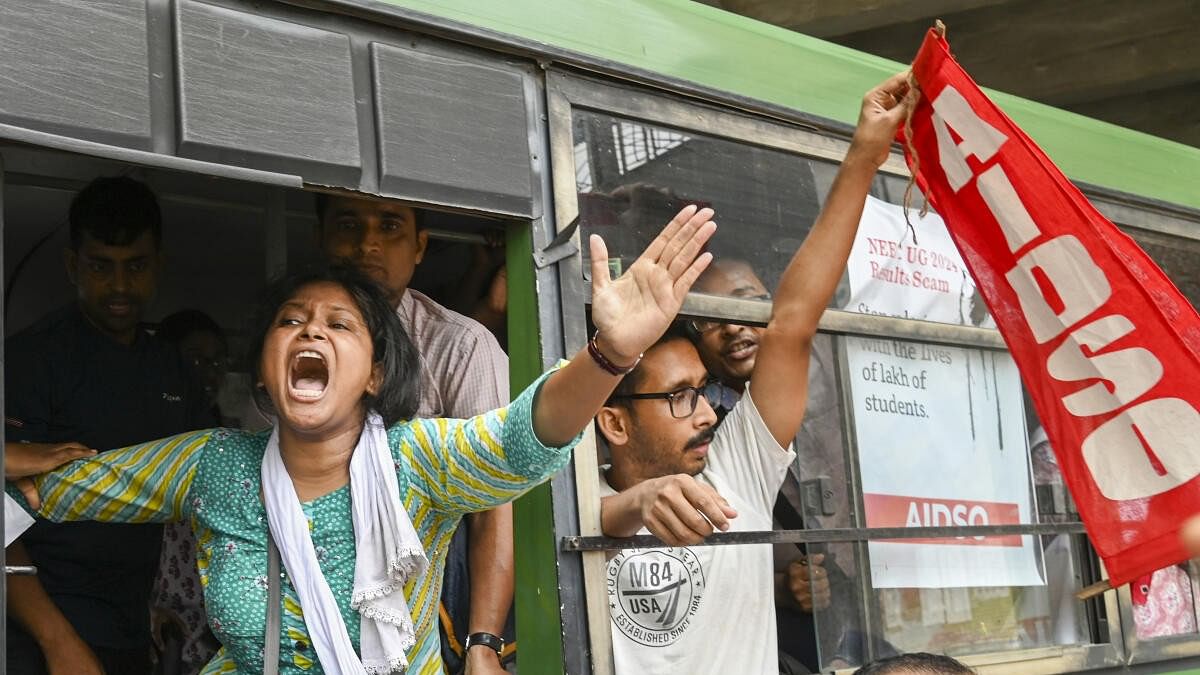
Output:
top-left (600, 387), bottom-right (796, 675)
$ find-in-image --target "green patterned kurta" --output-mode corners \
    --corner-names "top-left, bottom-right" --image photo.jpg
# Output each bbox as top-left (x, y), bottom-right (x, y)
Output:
top-left (9, 369), bottom-right (576, 674)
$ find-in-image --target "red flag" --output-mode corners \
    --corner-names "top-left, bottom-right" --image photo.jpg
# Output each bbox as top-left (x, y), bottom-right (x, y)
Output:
top-left (898, 26), bottom-right (1200, 588)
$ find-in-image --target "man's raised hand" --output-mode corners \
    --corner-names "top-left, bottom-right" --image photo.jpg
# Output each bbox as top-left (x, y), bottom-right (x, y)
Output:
top-left (788, 553), bottom-right (832, 613)
top-left (589, 205), bottom-right (716, 364)
top-left (849, 71), bottom-right (913, 169)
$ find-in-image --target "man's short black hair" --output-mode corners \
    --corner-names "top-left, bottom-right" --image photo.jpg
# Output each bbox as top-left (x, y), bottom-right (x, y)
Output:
top-left (69, 176), bottom-right (162, 250)
top-left (246, 264), bottom-right (422, 426)
top-left (158, 309), bottom-right (225, 345)
top-left (312, 192), bottom-right (425, 232)
top-left (853, 653), bottom-right (974, 675)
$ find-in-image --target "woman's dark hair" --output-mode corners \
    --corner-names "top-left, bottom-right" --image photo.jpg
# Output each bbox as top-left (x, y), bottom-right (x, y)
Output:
top-left (246, 265), bottom-right (421, 426)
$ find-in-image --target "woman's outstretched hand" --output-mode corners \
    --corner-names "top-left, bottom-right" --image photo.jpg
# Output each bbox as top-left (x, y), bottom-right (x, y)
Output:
top-left (589, 205), bottom-right (717, 362)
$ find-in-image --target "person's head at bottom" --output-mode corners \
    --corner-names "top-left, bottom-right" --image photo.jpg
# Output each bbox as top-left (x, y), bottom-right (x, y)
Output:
top-left (246, 264), bottom-right (422, 436)
top-left (853, 652), bottom-right (974, 675)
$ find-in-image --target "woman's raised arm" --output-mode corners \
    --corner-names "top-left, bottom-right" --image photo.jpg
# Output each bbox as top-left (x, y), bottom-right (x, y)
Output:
top-left (531, 205), bottom-right (716, 446)
top-left (401, 207), bottom-right (716, 514)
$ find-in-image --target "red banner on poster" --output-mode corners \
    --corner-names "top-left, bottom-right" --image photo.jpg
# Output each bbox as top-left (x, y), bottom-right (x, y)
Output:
top-left (863, 494), bottom-right (1022, 548)
top-left (898, 26), bottom-right (1200, 587)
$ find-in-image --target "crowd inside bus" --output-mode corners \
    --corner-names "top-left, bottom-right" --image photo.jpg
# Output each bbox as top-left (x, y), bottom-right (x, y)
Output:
top-left (3, 61), bottom-right (1153, 675)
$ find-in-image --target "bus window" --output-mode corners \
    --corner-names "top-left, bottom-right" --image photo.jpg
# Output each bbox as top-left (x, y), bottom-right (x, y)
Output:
top-left (1115, 228), bottom-right (1200, 646)
top-left (3, 147), bottom-right (514, 675)
top-left (571, 110), bottom-right (829, 295)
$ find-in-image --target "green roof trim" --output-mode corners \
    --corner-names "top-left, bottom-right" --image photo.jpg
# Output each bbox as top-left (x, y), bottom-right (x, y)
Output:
top-left (378, 0), bottom-right (1200, 213)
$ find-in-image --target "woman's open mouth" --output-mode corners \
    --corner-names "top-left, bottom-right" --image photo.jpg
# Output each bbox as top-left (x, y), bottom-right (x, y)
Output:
top-left (290, 350), bottom-right (329, 400)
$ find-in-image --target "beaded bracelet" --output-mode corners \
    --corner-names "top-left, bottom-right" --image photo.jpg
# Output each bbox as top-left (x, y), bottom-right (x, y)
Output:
top-left (588, 331), bottom-right (641, 376)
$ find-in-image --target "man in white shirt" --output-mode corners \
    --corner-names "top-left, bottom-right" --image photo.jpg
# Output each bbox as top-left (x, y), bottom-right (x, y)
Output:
top-left (689, 260), bottom-right (847, 672)
top-left (596, 73), bottom-right (912, 674)
top-left (319, 195), bottom-right (513, 674)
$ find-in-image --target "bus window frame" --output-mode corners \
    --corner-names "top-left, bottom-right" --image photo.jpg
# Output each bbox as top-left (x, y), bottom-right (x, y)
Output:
top-left (546, 68), bottom-right (1200, 673)
top-left (1114, 570), bottom-right (1200, 665)
top-left (1, 150), bottom-right (8, 654)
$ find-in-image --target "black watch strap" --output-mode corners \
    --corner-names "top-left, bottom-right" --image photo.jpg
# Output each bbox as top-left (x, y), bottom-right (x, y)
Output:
top-left (464, 631), bottom-right (505, 654)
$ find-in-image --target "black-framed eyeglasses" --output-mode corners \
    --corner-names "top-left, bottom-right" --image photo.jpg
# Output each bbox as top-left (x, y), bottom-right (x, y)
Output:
top-left (689, 293), bottom-right (772, 333)
top-left (610, 378), bottom-right (721, 419)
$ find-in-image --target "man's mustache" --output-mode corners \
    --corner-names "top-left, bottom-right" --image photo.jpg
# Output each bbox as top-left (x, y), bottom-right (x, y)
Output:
top-left (685, 427), bottom-right (715, 450)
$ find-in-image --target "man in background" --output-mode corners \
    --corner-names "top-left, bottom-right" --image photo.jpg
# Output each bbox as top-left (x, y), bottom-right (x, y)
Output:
top-left (318, 193), bottom-right (514, 674)
top-left (6, 176), bottom-right (213, 675)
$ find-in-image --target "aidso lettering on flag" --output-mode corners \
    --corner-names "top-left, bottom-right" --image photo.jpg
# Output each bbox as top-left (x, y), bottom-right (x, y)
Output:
top-left (898, 24), bottom-right (1200, 588)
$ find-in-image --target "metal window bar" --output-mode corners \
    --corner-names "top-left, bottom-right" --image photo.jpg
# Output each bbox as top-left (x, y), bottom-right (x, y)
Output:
top-left (609, 120), bottom-right (688, 175)
top-left (561, 522), bottom-right (1087, 551)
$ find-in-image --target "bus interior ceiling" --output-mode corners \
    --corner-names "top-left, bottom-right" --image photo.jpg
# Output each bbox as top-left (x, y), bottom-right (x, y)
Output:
top-left (1, 143), bottom-right (508, 356)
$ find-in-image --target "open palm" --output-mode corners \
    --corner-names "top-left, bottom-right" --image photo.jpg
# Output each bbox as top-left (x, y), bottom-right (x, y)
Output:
top-left (590, 205), bottom-right (717, 362)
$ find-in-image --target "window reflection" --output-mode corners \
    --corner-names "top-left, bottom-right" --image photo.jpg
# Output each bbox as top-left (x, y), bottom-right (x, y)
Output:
top-left (570, 109), bottom-right (1159, 669)
top-left (1132, 562), bottom-right (1200, 640)
top-left (876, 567), bottom-right (1091, 656)
top-left (572, 111), bottom-right (824, 290)
top-left (774, 334), bottom-right (860, 672)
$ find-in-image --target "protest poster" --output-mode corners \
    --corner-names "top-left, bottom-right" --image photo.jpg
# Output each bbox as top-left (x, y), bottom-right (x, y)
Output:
top-left (846, 334), bottom-right (1044, 588)
top-left (845, 195), bottom-right (994, 329)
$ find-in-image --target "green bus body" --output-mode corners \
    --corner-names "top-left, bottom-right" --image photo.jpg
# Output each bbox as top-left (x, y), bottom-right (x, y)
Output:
top-left (381, 0), bottom-right (1200, 213)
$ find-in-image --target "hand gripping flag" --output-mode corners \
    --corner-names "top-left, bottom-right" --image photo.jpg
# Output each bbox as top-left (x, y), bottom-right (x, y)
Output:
top-left (898, 24), bottom-right (1200, 590)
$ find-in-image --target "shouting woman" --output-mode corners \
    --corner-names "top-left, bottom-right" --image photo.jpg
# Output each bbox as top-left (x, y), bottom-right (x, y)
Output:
top-left (6, 205), bottom-right (716, 675)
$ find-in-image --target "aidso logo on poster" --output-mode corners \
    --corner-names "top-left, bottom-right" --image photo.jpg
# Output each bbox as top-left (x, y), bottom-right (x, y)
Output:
top-left (607, 548), bottom-right (705, 647)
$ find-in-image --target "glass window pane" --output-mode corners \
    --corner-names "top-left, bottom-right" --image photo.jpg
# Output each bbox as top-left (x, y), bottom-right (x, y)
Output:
top-left (1132, 562), bottom-right (1200, 640)
top-left (572, 110), bottom-right (830, 292)
top-left (775, 334), bottom-right (863, 672)
top-left (838, 173), bottom-right (996, 328)
top-left (798, 534), bottom-right (1092, 669)
top-left (812, 334), bottom-right (1104, 665)
top-left (847, 336), bottom-right (1041, 589)
top-left (873, 537), bottom-right (1091, 656)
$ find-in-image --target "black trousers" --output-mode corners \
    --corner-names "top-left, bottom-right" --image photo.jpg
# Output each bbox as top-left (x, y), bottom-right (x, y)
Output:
top-left (8, 626), bottom-right (151, 675)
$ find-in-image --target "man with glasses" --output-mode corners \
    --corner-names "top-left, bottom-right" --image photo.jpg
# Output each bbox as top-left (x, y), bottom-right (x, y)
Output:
top-left (594, 73), bottom-right (912, 674)
top-left (690, 260), bottom-right (847, 673)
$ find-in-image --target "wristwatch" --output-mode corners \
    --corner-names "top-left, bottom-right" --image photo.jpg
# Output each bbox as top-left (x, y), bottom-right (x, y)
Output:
top-left (464, 631), bottom-right (505, 655)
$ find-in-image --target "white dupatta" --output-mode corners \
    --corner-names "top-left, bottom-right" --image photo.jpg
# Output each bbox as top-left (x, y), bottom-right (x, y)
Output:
top-left (261, 412), bottom-right (427, 674)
